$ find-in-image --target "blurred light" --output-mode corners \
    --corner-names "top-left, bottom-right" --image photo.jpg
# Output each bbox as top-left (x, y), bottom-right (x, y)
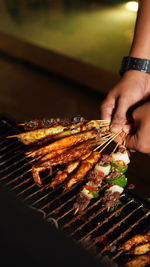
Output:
top-left (126, 1), bottom-right (138, 12)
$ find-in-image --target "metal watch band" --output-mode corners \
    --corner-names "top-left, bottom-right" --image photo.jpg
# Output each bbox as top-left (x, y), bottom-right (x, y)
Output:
top-left (120, 56), bottom-right (150, 76)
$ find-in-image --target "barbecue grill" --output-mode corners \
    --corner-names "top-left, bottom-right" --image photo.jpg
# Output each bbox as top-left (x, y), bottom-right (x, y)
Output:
top-left (0, 116), bottom-right (149, 267)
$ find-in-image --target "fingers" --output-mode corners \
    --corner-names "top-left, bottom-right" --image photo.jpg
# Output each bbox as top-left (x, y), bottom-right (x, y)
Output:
top-left (126, 132), bottom-right (150, 154)
top-left (101, 89), bottom-right (132, 133)
top-left (100, 93), bottom-right (116, 121)
top-left (110, 97), bottom-right (131, 133)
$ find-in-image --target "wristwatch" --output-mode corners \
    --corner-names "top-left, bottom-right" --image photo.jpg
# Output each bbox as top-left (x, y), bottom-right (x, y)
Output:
top-left (120, 56), bottom-right (150, 76)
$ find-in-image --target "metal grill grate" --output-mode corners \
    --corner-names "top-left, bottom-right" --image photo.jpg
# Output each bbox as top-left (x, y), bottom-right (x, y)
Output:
top-left (0, 116), bottom-right (149, 266)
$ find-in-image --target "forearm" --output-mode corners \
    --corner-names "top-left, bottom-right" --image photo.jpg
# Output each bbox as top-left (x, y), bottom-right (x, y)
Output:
top-left (130, 0), bottom-right (150, 59)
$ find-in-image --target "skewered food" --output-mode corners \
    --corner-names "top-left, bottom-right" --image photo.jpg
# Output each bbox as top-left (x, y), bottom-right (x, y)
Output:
top-left (13, 125), bottom-right (67, 145)
top-left (130, 242), bottom-right (150, 255)
top-left (74, 168), bottom-right (104, 213)
top-left (23, 116), bottom-right (86, 130)
top-left (9, 117), bottom-right (112, 188)
top-left (120, 231), bottom-right (150, 252)
top-left (10, 116), bottom-right (130, 201)
top-left (120, 231), bottom-right (150, 267)
top-left (102, 146), bottom-right (129, 209)
top-left (74, 145), bottom-right (130, 213)
top-left (8, 116), bottom-right (150, 267)
top-left (74, 154), bottom-right (111, 213)
top-left (64, 151), bottom-right (101, 190)
top-left (111, 146), bottom-right (130, 165)
top-left (102, 185), bottom-right (123, 208)
top-left (49, 150), bottom-right (92, 188)
top-left (31, 140), bottom-right (96, 187)
top-left (10, 118), bottom-right (109, 146)
top-left (27, 129), bottom-right (100, 158)
top-left (125, 254), bottom-right (150, 267)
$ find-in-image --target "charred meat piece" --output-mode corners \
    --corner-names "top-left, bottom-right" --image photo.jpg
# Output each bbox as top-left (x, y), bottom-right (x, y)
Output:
top-left (74, 192), bottom-right (90, 213)
top-left (102, 189), bottom-right (121, 208)
top-left (98, 154), bottom-right (112, 165)
top-left (88, 169), bottom-right (104, 188)
top-left (24, 116), bottom-right (86, 130)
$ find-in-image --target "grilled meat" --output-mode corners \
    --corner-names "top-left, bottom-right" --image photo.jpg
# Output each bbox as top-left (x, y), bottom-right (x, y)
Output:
top-left (74, 193), bottom-right (90, 213)
top-left (125, 254), bottom-right (150, 267)
top-left (31, 141), bottom-right (94, 187)
top-left (16, 125), bottom-right (67, 145)
top-left (24, 116), bottom-right (86, 130)
top-left (49, 151), bottom-right (92, 188)
top-left (130, 242), bottom-right (150, 255)
top-left (98, 154), bottom-right (112, 165)
top-left (120, 232), bottom-right (150, 252)
top-left (102, 189), bottom-right (121, 208)
top-left (88, 169), bottom-right (104, 188)
top-left (74, 169), bottom-right (104, 213)
top-left (49, 161), bottom-right (80, 189)
top-left (73, 152), bottom-right (112, 214)
top-left (74, 147), bottom-right (129, 214)
top-left (28, 130), bottom-right (100, 157)
top-left (11, 118), bottom-right (110, 146)
top-left (64, 151), bottom-right (100, 190)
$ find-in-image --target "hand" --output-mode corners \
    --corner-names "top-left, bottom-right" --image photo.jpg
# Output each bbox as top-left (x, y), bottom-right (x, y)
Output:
top-left (101, 70), bottom-right (150, 133)
top-left (126, 101), bottom-right (150, 154)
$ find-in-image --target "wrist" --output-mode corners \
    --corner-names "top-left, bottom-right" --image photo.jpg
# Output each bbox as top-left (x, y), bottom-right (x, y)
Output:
top-left (122, 69), bottom-right (150, 95)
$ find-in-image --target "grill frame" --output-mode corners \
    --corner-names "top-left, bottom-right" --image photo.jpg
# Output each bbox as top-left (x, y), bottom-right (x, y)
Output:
top-left (0, 115), bottom-right (149, 266)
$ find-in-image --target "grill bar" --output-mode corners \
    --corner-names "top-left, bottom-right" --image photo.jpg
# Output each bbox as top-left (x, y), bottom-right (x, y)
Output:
top-left (71, 199), bottom-right (132, 239)
top-left (47, 183), bottom-right (107, 218)
top-left (77, 199), bottom-right (134, 243)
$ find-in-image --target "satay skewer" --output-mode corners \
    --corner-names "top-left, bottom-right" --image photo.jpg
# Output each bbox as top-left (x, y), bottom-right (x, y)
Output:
top-left (64, 151), bottom-right (101, 191)
top-left (9, 119), bottom-right (110, 146)
top-left (48, 150), bottom-right (92, 189)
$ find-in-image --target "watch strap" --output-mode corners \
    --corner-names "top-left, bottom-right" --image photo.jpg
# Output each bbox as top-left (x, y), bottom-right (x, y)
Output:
top-left (120, 56), bottom-right (150, 76)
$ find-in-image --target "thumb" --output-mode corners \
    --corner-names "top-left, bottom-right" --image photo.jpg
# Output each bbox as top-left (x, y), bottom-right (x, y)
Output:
top-left (110, 97), bottom-right (130, 133)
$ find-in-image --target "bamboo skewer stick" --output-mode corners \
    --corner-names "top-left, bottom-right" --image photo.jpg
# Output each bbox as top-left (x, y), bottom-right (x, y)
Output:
top-left (99, 130), bottom-right (122, 153)
top-left (7, 135), bottom-right (18, 138)
top-left (93, 133), bottom-right (114, 151)
top-left (112, 132), bottom-right (127, 153)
